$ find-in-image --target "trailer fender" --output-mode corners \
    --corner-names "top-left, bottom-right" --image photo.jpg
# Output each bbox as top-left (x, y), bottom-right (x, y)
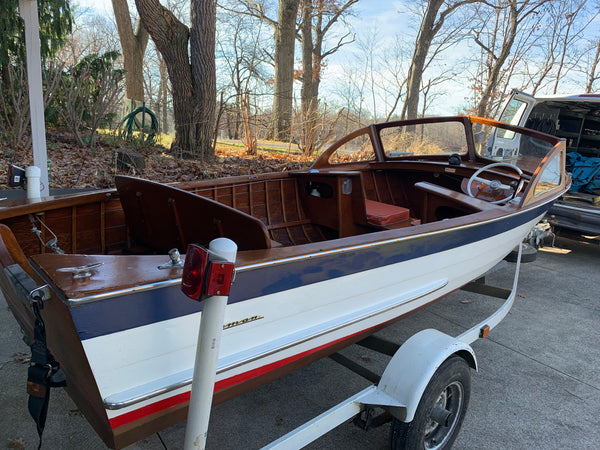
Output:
top-left (378, 328), bottom-right (477, 423)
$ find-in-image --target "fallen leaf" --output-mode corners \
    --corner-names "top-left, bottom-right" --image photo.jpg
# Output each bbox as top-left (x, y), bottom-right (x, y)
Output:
top-left (12, 352), bottom-right (30, 364)
top-left (7, 437), bottom-right (26, 449)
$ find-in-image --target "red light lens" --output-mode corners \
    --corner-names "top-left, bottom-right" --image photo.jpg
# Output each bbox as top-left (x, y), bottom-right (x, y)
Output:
top-left (181, 244), bottom-right (209, 300)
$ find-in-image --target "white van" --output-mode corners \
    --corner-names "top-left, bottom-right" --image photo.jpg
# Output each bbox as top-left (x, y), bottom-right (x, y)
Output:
top-left (491, 90), bottom-right (600, 235)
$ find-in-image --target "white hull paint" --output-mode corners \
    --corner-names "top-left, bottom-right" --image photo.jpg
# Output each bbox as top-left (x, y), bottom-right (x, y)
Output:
top-left (81, 213), bottom-right (542, 424)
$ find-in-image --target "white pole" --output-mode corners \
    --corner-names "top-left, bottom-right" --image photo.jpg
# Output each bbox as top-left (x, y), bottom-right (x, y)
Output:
top-left (184, 238), bottom-right (237, 450)
top-left (19, 0), bottom-right (50, 197)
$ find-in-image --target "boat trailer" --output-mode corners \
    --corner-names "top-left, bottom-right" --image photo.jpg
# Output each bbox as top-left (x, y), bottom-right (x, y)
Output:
top-left (183, 241), bottom-right (524, 450)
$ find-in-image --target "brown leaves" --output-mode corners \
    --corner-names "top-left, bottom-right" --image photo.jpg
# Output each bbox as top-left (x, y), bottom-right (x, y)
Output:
top-left (0, 132), bottom-right (313, 190)
top-left (7, 438), bottom-right (26, 449)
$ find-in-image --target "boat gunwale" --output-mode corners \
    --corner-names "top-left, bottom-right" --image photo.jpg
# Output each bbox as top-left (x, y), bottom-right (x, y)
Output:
top-left (32, 190), bottom-right (562, 307)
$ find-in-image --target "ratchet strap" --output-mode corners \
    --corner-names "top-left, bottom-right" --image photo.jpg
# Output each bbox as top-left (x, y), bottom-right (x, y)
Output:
top-left (27, 297), bottom-right (66, 449)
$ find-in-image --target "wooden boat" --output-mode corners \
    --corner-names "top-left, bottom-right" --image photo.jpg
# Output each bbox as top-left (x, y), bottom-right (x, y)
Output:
top-left (0, 116), bottom-right (568, 448)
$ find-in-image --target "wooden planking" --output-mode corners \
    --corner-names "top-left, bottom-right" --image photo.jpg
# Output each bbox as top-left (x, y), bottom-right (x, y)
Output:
top-left (0, 195), bottom-right (128, 258)
top-left (0, 174), bottom-right (328, 258)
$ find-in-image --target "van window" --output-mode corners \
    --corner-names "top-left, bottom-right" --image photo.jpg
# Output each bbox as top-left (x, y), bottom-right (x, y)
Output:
top-left (498, 99), bottom-right (529, 139)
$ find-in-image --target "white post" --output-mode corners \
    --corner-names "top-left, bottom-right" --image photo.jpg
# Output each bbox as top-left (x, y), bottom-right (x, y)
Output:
top-left (19, 0), bottom-right (50, 197)
top-left (184, 238), bottom-right (237, 450)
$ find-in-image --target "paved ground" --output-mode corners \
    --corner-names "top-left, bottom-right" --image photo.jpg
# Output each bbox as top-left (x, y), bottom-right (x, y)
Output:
top-left (1, 235), bottom-right (599, 449)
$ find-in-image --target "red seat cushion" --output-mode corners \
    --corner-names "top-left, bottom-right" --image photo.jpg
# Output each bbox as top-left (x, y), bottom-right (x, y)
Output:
top-left (365, 199), bottom-right (410, 226)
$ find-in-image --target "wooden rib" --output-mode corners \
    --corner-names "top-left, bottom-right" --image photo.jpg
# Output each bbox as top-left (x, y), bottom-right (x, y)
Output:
top-left (168, 198), bottom-right (187, 249)
top-left (279, 179), bottom-right (294, 244)
top-left (72, 205), bottom-right (77, 253)
top-left (373, 171), bottom-right (383, 202)
top-left (232, 185), bottom-right (236, 209)
top-left (385, 173), bottom-right (396, 205)
top-left (264, 181), bottom-right (272, 227)
top-left (100, 201), bottom-right (106, 253)
top-left (293, 180), bottom-right (312, 242)
top-left (249, 183), bottom-right (255, 217)
top-left (360, 171), bottom-right (369, 198)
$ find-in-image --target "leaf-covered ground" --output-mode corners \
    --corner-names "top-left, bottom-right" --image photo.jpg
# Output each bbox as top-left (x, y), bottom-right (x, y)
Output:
top-left (0, 131), bottom-right (314, 191)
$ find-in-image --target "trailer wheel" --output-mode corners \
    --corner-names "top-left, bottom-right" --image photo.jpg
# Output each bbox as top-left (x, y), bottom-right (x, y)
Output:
top-left (389, 356), bottom-right (471, 450)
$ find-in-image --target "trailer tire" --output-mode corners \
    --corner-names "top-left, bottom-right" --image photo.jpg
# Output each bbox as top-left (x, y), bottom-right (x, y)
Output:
top-left (389, 356), bottom-right (471, 450)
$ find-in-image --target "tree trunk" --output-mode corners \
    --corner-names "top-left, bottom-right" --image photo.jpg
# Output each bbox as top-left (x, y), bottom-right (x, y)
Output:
top-left (300, 0), bottom-right (316, 154)
top-left (158, 54), bottom-right (169, 133)
top-left (300, 0), bottom-right (313, 120)
top-left (476, 2), bottom-right (518, 118)
top-left (190, 0), bottom-right (216, 160)
top-left (271, 0), bottom-right (300, 141)
top-left (586, 38), bottom-right (600, 93)
top-left (135, 0), bottom-right (215, 160)
top-left (401, 0), bottom-right (444, 120)
top-left (111, 0), bottom-right (149, 102)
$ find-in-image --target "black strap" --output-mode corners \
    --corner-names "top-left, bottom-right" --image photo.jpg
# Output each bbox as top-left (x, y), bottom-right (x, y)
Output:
top-left (27, 298), bottom-right (66, 449)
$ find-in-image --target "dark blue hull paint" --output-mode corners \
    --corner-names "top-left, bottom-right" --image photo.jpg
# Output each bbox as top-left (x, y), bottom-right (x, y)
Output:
top-left (71, 203), bottom-right (550, 341)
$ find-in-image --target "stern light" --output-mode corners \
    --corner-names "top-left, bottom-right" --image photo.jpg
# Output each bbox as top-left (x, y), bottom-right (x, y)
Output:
top-left (181, 244), bottom-right (235, 301)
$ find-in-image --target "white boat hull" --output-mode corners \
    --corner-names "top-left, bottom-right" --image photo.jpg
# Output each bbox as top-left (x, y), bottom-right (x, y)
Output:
top-left (79, 211), bottom-right (543, 428)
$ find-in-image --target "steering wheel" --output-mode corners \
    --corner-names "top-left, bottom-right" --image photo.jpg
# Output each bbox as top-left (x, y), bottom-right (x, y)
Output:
top-left (467, 162), bottom-right (524, 204)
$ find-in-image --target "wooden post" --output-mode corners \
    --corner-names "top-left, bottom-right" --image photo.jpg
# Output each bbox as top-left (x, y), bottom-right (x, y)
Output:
top-left (19, 0), bottom-right (50, 197)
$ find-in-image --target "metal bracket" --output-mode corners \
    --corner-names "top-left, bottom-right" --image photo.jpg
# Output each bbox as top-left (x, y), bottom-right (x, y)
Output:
top-left (56, 262), bottom-right (103, 279)
top-left (158, 248), bottom-right (185, 269)
top-left (4, 264), bottom-right (51, 307)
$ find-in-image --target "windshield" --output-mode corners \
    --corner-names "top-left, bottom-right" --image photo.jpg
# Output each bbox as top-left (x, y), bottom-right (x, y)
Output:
top-left (475, 121), bottom-right (557, 174)
top-left (379, 121), bottom-right (468, 158)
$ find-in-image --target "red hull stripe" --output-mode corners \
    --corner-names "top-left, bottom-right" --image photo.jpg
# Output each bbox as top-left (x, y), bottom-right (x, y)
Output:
top-left (108, 329), bottom-right (369, 429)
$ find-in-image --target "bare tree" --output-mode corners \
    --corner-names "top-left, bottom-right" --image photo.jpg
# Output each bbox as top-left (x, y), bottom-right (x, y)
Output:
top-left (217, 10), bottom-right (268, 140)
top-left (299, 0), bottom-right (357, 154)
top-left (470, 0), bottom-right (550, 118)
top-left (59, 8), bottom-right (120, 65)
top-left (272, 0), bottom-right (300, 141)
top-left (401, 0), bottom-right (479, 120)
top-left (586, 38), bottom-right (600, 93)
top-left (521, 0), bottom-right (591, 95)
top-left (135, 0), bottom-right (216, 160)
top-left (111, 0), bottom-right (149, 103)
top-left (235, 0), bottom-right (300, 141)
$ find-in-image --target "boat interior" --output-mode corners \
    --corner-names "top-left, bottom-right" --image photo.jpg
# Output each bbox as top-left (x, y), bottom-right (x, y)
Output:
top-left (114, 165), bottom-right (508, 255)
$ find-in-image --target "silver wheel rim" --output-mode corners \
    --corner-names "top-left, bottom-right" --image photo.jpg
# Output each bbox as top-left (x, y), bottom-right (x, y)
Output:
top-left (423, 380), bottom-right (464, 450)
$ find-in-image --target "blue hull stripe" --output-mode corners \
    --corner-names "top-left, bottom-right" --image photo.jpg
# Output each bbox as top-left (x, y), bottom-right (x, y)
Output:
top-left (71, 204), bottom-right (547, 341)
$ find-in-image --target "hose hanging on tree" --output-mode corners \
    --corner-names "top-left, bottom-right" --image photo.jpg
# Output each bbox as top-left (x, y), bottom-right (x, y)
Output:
top-left (119, 105), bottom-right (159, 144)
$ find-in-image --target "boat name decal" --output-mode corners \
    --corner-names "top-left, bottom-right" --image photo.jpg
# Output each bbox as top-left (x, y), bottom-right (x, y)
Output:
top-left (223, 315), bottom-right (264, 330)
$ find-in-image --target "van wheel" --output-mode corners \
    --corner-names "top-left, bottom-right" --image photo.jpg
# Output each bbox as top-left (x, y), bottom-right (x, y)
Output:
top-left (389, 356), bottom-right (471, 450)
